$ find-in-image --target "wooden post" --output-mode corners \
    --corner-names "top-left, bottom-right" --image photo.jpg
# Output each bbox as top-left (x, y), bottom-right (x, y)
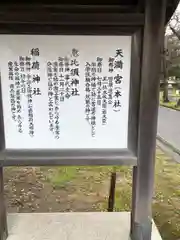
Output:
top-left (131, 0), bottom-right (167, 239)
top-left (0, 167), bottom-right (8, 240)
top-left (108, 171), bottom-right (116, 212)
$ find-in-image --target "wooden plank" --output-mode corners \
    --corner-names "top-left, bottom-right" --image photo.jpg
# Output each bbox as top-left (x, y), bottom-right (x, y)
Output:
top-left (0, 4), bottom-right (136, 13)
top-left (0, 12), bottom-right (144, 26)
top-left (0, 24), bottom-right (138, 35)
top-left (0, 149), bottom-right (137, 166)
top-left (0, 168), bottom-right (8, 240)
top-left (128, 30), bottom-right (142, 155)
top-left (131, 0), bottom-right (167, 240)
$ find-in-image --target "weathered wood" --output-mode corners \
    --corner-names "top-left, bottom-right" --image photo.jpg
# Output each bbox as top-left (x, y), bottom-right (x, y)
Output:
top-left (0, 12), bottom-right (144, 26)
top-left (0, 149), bottom-right (137, 166)
top-left (108, 171), bottom-right (116, 212)
top-left (0, 24), bottom-right (138, 35)
top-left (0, 47), bottom-right (7, 240)
top-left (0, 168), bottom-right (8, 240)
top-left (131, 0), bottom-right (167, 239)
top-left (128, 30), bottom-right (142, 154)
top-left (0, 1), bottom-right (177, 23)
top-left (0, 3), bottom-right (136, 13)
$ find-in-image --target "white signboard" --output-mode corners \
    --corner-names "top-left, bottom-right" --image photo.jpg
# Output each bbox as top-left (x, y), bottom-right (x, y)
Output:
top-left (0, 35), bottom-right (131, 149)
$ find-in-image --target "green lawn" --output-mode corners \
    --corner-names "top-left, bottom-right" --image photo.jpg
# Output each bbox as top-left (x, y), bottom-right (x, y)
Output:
top-left (153, 150), bottom-right (180, 240)
top-left (4, 149), bottom-right (180, 240)
top-left (46, 149), bottom-right (180, 240)
top-left (169, 94), bottom-right (180, 98)
top-left (160, 100), bottom-right (180, 111)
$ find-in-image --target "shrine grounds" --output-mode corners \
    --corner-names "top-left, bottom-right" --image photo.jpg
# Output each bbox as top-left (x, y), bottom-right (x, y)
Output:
top-left (3, 148), bottom-right (180, 240)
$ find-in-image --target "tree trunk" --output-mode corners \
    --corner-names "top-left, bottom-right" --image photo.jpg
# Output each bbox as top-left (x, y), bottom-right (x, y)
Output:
top-left (162, 38), bottom-right (169, 102)
top-left (163, 82), bottom-right (169, 102)
top-left (169, 25), bottom-right (180, 41)
top-left (177, 98), bottom-right (180, 106)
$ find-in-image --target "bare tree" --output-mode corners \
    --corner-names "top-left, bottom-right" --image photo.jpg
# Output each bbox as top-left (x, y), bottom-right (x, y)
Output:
top-left (168, 10), bottom-right (180, 106)
top-left (161, 36), bottom-right (170, 102)
top-left (161, 9), bottom-right (180, 104)
top-left (168, 12), bottom-right (180, 40)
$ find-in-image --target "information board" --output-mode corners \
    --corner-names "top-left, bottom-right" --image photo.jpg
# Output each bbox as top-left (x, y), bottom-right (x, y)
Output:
top-left (0, 35), bottom-right (131, 149)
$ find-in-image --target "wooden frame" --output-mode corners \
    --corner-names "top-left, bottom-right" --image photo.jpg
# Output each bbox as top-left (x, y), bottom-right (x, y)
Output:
top-left (0, 1), bottom-right (172, 240)
top-left (0, 168), bottom-right (7, 240)
top-left (0, 23), bottom-right (143, 166)
top-left (131, 0), bottom-right (167, 239)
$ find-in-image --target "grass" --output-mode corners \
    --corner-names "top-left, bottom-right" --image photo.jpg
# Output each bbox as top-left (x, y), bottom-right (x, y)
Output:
top-left (160, 100), bottom-right (180, 111)
top-left (45, 149), bottom-right (180, 240)
top-left (47, 167), bottom-right (79, 188)
top-left (170, 94), bottom-right (180, 98)
top-left (153, 149), bottom-right (180, 240)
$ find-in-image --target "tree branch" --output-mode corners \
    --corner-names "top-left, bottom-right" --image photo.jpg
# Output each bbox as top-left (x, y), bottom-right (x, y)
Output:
top-left (169, 25), bottom-right (180, 40)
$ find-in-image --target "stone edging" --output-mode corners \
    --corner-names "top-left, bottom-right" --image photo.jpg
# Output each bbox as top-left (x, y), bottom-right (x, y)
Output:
top-left (159, 103), bottom-right (180, 112)
top-left (157, 135), bottom-right (180, 156)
